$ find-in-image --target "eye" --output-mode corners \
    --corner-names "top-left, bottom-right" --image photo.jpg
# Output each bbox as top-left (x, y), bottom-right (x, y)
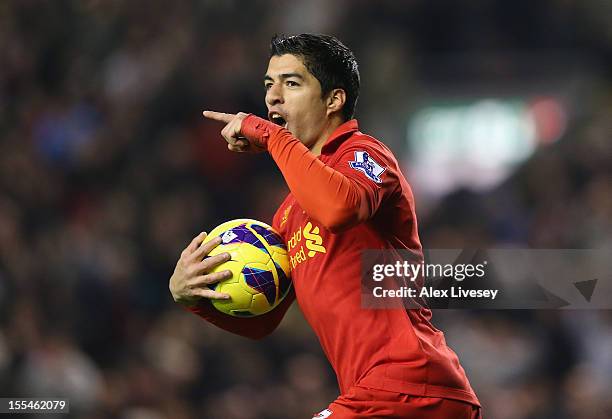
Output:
top-left (286, 80), bottom-right (299, 87)
top-left (264, 83), bottom-right (273, 91)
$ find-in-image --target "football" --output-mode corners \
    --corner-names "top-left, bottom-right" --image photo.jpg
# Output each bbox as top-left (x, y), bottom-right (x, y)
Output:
top-left (202, 219), bottom-right (292, 317)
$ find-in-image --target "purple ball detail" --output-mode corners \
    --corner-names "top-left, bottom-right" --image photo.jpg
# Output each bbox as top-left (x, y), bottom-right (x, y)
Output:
top-left (275, 261), bottom-right (291, 299)
top-left (242, 266), bottom-right (277, 305)
top-left (250, 224), bottom-right (287, 250)
top-left (221, 224), bottom-right (266, 251)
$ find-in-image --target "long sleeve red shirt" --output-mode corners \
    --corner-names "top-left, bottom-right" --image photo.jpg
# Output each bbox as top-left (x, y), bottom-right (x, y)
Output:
top-left (187, 117), bottom-right (480, 406)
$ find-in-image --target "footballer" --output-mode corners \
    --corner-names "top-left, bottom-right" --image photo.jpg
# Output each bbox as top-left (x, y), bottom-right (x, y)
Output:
top-left (170, 34), bottom-right (481, 418)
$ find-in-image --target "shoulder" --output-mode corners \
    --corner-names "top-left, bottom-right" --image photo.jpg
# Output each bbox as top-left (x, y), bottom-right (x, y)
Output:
top-left (338, 132), bottom-right (397, 163)
top-left (330, 131), bottom-right (400, 179)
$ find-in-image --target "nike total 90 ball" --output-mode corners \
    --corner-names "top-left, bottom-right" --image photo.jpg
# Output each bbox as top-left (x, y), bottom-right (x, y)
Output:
top-left (201, 219), bottom-right (292, 317)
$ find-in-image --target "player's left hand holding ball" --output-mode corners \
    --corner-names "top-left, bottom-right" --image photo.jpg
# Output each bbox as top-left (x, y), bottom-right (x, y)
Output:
top-left (202, 110), bottom-right (266, 153)
top-left (169, 232), bottom-right (233, 306)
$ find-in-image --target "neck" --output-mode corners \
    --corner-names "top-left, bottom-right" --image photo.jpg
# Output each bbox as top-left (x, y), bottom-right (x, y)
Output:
top-left (310, 115), bottom-right (345, 156)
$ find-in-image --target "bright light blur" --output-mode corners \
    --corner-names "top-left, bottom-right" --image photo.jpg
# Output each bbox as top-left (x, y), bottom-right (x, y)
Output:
top-left (406, 97), bottom-right (567, 199)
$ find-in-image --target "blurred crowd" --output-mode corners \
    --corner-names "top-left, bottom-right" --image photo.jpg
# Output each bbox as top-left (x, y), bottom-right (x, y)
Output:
top-left (0, 1), bottom-right (611, 418)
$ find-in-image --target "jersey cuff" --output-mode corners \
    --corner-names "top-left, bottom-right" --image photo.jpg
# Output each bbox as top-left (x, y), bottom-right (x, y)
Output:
top-left (241, 114), bottom-right (284, 149)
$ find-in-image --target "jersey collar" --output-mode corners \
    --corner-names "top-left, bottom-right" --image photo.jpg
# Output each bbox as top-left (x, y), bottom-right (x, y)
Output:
top-left (320, 119), bottom-right (359, 155)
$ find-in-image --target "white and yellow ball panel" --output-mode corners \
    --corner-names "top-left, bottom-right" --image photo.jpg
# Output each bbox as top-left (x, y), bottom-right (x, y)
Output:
top-left (212, 282), bottom-right (254, 314)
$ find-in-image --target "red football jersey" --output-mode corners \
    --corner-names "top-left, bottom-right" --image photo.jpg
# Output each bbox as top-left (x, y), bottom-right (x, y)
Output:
top-left (270, 120), bottom-right (480, 406)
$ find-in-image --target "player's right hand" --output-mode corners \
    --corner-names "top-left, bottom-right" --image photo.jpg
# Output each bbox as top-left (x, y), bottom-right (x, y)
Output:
top-left (169, 232), bottom-right (233, 306)
top-left (202, 110), bottom-right (266, 153)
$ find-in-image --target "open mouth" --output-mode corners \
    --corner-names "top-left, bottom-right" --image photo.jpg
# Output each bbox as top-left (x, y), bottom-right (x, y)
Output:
top-left (269, 112), bottom-right (288, 128)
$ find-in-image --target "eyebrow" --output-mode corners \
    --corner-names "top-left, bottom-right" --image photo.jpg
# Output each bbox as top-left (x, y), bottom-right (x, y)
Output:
top-left (264, 73), bottom-right (305, 82)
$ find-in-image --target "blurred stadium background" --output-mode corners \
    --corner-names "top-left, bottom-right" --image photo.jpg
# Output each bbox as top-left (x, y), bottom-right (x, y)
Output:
top-left (1, 1), bottom-right (611, 418)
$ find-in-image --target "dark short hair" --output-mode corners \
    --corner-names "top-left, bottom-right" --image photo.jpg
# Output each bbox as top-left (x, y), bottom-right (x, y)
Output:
top-left (270, 34), bottom-right (360, 121)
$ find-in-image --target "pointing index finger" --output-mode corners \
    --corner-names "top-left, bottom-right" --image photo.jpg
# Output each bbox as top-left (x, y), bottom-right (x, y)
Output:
top-left (202, 110), bottom-right (236, 124)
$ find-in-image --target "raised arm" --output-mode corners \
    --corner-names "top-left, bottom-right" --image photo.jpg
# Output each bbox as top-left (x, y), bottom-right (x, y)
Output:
top-left (203, 111), bottom-right (393, 233)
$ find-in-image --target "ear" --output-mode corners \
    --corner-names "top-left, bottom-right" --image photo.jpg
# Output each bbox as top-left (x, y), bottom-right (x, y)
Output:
top-left (326, 88), bottom-right (346, 117)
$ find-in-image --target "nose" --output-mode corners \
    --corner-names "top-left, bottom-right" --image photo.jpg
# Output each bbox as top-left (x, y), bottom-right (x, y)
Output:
top-left (265, 83), bottom-right (284, 107)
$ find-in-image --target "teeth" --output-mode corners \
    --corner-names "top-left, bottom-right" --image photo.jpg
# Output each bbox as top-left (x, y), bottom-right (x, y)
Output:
top-left (269, 112), bottom-right (287, 128)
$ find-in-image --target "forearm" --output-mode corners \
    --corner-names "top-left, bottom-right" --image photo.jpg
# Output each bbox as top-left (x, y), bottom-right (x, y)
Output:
top-left (242, 116), bottom-right (370, 232)
top-left (184, 288), bottom-right (295, 340)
